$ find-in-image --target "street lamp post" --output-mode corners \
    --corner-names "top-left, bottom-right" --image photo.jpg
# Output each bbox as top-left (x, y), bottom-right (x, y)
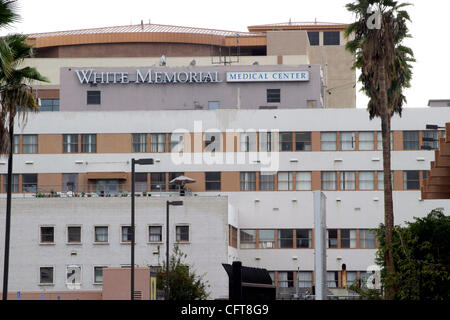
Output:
top-left (165, 200), bottom-right (183, 300)
top-left (130, 158), bottom-right (154, 301)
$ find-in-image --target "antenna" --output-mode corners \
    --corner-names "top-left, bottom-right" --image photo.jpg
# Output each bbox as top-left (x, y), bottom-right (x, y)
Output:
top-left (160, 55), bottom-right (166, 66)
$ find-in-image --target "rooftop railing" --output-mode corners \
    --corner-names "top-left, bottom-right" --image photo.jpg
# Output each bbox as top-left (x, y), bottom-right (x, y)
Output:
top-left (0, 184), bottom-right (197, 198)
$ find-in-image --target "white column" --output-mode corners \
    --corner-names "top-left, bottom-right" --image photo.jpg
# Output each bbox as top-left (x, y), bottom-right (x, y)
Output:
top-left (314, 190), bottom-right (327, 300)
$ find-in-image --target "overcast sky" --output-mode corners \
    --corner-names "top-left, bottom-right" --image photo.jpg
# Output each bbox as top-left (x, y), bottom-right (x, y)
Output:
top-left (1, 0), bottom-right (449, 109)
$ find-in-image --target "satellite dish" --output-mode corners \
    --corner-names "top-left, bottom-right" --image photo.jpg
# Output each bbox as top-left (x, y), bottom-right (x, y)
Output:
top-left (190, 59), bottom-right (196, 66)
top-left (252, 61), bottom-right (259, 65)
top-left (160, 55), bottom-right (166, 66)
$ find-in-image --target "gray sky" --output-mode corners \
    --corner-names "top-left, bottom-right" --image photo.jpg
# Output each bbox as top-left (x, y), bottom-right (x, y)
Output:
top-left (2, 0), bottom-right (449, 109)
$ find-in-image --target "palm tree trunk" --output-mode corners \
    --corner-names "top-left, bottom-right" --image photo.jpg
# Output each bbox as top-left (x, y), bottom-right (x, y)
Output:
top-left (2, 120), bottom-right (13, 300)
top-left (379, 63), bottom-right (395, 300)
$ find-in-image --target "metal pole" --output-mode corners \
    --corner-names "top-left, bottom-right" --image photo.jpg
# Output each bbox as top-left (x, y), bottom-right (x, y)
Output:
top-left (2, 125), bottom-right (14, 300)
top-left (131, 159), bottom-right (135, 301)
top-left (166, 201), bottom-right (170, 300)
top-left (314, 190), bottom-right (327, 300)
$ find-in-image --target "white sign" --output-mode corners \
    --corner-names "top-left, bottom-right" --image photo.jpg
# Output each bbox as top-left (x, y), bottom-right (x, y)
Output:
top-left (226, 71), bottom-right (309, 82)
top-left (74, 69), bottom-right (222, 85)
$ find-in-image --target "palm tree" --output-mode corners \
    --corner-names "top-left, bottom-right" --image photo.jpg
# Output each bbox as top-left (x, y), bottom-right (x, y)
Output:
top-left (345, 0), bottom-right (414, 299)
top-left (0, 1), bottom-right (19, 28)
top-left (0, 34), bottom-right (48, 300)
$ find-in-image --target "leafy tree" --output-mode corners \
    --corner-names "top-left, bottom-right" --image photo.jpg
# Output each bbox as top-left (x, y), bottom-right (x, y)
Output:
top-left (354, 210), bottom-right (450, 300)
top-left (156, 245), bottom-right (210, 300)
top-left (345, 0), bottom-right (415, 299)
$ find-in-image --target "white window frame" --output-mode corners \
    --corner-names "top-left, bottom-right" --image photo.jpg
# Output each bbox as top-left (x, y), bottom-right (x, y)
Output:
top-left (358, 131), bottom-right (375, 150)
top-left (66, 225), bottom-right (82, 245)
top-left (93, 265), bottom-right (109, 285)
top-left (148, 224), bottom-right (163, 243)
top-left (295, 172), bottom-right (312, 190)
top-left (39, 225), bottom-right (56, 245)
top-left (94, 225), bottom-right (109, 244)
top-left (175, 224), bottom-right (190, 243)
top-left (120, 225), bottom-right (133, 244)
top-left (39, 265), bottom-right (55, 286)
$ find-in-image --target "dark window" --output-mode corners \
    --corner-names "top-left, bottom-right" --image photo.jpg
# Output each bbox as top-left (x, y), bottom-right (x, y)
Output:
top-left (3, 174), bottom-right (19, 193)
top-left (296, 229), bottom-right (312, 248)
top-left (328, 229), bottom-right (338, 248)
top-left (278, 271), bottom-right (294, 288)
top-left (94, 266), bottom-right (105, 283)
top-left (259, 173), bottom-right (274, 191)
top-left (22, 135), bottom-right (38, 153)
top-left (240, 172), bottom-right (256, 191)
top-left (278, 229), bottom-right (293, 248)
top-left (149, 226), bottom-right (162, 242)
top-left (151, 173), bottom-right (166, 191)
top-left (40, 99), bottom-right (60, 112)
top-left (341, 229), bottom-right (357, 248)
top-left (151, 133), bottom-right (166, 152)
top-left (40, 227), bottom-right (54, 243)
top-left (240, 229), bottom-right (256, 249)
top-left (121, 226), bottom-right (133, 242)
top-left (22, 174), bottom-right (37, 193)
top-left (327, 271), bottom-right (339, 288)
top-left (95, 226), bottom-right (108, 243)
top-left (307, 31), bottom-right (319, 46)
top-left (87, 91), bottom-right (101, 105)
top-left (132, 133), bottom-right (147, 152)
top-left (295, 132), bottom-right (311, 151)
top-left (279, 132), bottom-right (293, 151)
top-left (403, 171), bottom-right (420, 190)
top-left (63, 134), bottom-right (78, 153)
top-left (67, 226), bottom-right (81, 243)
top-left (323, 31), bottom-right (340, 45)
top-left (40, 267), bottom-right (54, 284)
top-left (81, 134), bottom-right (96, 153)
top-left (12, 135), bottom-right (19, 154)
top-left (403, 131), bottom-right (419, 150)
top-left (135, 173), bottom-right (148, 192)
top-left (205, 172), bottom-right (221, 191)
top-left (422, 130), bottom-right (438, 149)
top-left (176, 226), bottom-right (189, 242)
top-left (267, 89), bottom-right (280, 103)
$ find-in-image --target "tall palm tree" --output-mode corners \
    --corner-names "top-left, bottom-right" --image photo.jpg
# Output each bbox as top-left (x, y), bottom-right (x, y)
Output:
top-left (0, 34), bottom-right (47, 300)
top-left (345, 0), bottom-right (414, 299)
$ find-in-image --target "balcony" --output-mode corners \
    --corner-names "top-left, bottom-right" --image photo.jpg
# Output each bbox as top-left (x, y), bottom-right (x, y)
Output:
top-left (0, 184), bottom-right (196, 199)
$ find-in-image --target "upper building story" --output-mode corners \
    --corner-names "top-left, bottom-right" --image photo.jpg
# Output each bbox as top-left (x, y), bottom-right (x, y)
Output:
top-left (24, 21), bottom-right (355, 109)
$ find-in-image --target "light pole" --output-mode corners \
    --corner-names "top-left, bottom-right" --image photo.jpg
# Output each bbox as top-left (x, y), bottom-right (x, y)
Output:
top-left (130, 158), bottom-right (154, 301)
top-left (165, 200), bottom-right (183, 300)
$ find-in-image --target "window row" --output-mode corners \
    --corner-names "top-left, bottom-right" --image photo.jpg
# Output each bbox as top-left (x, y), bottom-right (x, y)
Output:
top-left (270, 270), bottom-right (375, 289)
top-left (307, 31), bottom-right (341, 46)
top-left (39, 225), bottom-right (190, 244)
top-left (11, 134), bottom-right (97, 154)
top-left (239, 229), bottom-right (377, 249)
top-left (0, 170), bottom-right (428, 194)
top-left (9, 130), bottom-right (444, 154)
